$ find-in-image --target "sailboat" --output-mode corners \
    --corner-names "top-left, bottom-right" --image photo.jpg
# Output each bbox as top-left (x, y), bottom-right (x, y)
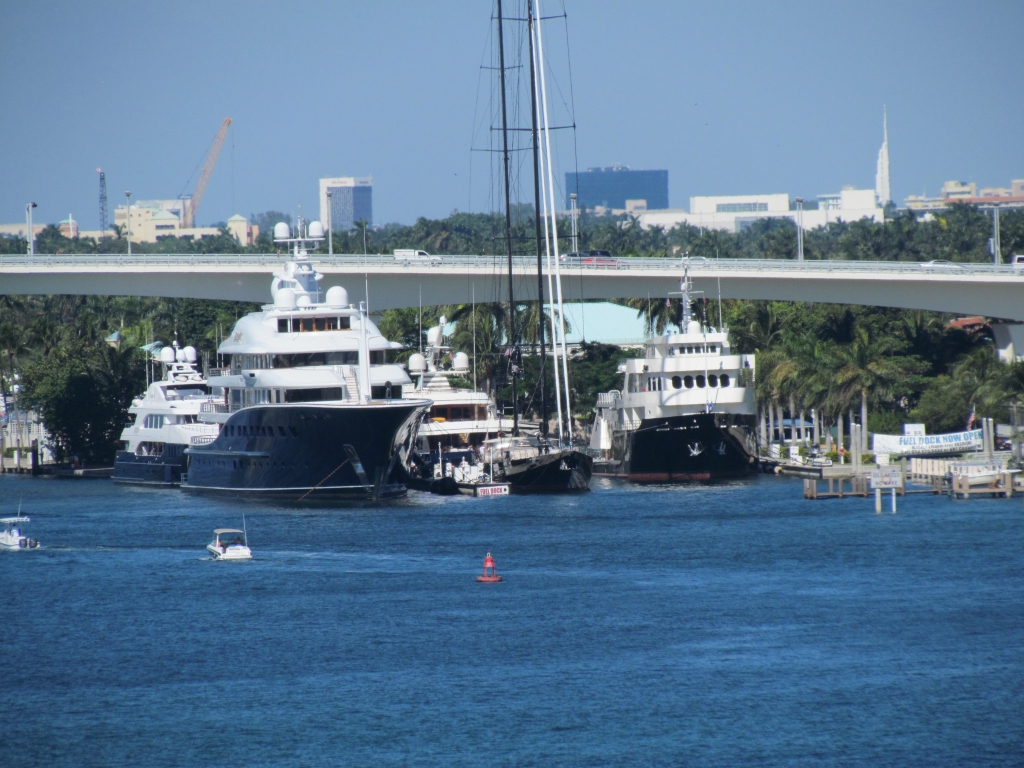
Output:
top-left (481, 0), bottom-right (592, 493)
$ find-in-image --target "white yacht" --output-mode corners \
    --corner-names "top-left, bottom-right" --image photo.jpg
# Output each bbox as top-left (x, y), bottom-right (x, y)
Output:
top-left (182, 220), bottom-right (431, 501)
top-left (207, 528), bottom-right (252, 560)
top-left (402, 317), bottom-right (512, 487)
top-left (590, 268), bottom-right (758, 481)
top-left (113, 342), bottom-right (220, 486)
top-left (1, 517), bottom-right (38, 550)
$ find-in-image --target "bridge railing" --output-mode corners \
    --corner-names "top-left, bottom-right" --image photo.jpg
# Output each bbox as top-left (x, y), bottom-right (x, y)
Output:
top-left (0, 252), bottom-right (1019, 276)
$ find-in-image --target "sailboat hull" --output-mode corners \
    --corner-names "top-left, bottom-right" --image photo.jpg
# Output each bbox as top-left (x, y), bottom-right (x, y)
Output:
top-left (596, 412), bottom-right (758, 482)
top-left (503, 449), bottom-right (593, 493)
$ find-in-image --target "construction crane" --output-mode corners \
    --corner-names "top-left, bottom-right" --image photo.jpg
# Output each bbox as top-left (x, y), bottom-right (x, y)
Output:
top-left (97, 168), bottom-right (107, 234)
top-left (183, 117), bottom-right (232, 228)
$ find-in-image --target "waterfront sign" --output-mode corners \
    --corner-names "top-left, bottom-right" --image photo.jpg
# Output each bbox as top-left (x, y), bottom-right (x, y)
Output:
top-left (870, 468), bottom-right (904, 489)
top-left (872, 429), bottom-right (983, 456)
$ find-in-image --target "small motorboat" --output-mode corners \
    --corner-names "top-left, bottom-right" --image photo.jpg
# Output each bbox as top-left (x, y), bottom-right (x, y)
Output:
top-left (1, 517), bottom-right (39, 550)
top-left (207, 528), bottom-right (251, 560)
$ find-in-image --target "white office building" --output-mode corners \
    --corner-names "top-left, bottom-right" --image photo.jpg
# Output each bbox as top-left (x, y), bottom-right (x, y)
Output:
top-left (319, 177), bottom-right (373, 232)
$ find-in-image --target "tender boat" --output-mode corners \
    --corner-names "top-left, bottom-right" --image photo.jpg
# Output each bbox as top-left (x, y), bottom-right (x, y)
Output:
top-left (182, 220), bottom-right (431, 502)
top-left (207, 528), bottom-right (252, 560)
top-left (589, 266), bottom-right (759, 482)
top-left (113, 341), bottom-right (220, 486)
top-left (1, 517), bottom-right (39, 550)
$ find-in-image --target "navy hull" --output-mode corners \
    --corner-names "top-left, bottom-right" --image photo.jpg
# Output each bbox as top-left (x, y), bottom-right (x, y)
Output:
top-left (113, 445), bottom-right (187, 486)
top-left (182, 400), bottom-right (429, 502)
top-left (597, 412), bottom-right (758, 482)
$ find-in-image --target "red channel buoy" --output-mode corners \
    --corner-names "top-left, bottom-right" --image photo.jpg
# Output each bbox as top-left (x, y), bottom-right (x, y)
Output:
top-left (476, 552), bottom-right (502, 583)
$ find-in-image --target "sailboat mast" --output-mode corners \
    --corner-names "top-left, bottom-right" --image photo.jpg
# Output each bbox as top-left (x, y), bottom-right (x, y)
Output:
top-left (528, 1), bottom-right (547, 438)
top-left (496, 0), bottom-right (519, 435)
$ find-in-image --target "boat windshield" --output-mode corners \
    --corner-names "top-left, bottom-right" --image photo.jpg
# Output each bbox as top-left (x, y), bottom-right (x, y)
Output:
top-left (165, 385), bottom-right (211, 400)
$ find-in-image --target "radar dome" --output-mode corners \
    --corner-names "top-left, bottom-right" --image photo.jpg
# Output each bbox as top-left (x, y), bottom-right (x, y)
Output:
top-left (273, 221), bottom-right (291, 240)
top-left (183, 346), bottom-right (197, 363)
top-left (325, 285), bottom-right (348, 308)
top-left (307, 220), bottom-right (325, 238)
top-left (453, 352), bottom-right (470, 371)
top-left (687, 320), bottom-right (702, 335)
top-left (175, 347), bottom-right (187, 362)
top-left (408, 353), bottom-right (427, 372)
top-left (296, 295), bottom-right (312, 307)
top-left (159, 347), bottom-right (176, 364)
top-left (275, 288), bottom-right (297, 310)
top-left (426, 326), bottom-right (443, 347)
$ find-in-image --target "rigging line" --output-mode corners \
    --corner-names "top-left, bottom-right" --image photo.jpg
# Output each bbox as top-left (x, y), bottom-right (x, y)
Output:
top-left (489, 125), bottom-right (575, 132)
top-left (469, 28), bottom-right (491, 216)
top-left (561, 0), bottom-right (582, 224)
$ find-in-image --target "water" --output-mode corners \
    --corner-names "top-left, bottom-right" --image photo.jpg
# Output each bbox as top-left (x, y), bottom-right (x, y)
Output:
top-left (2, 474), bottom-right (1022, 767)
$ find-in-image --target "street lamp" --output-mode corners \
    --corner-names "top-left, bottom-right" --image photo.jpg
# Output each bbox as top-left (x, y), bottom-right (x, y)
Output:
top-left (25, 202), bottom-right (37, 255)
top-left (795, 197), bottom-right (804, 261)
top-left (125, 191), bottom-right (132, 256)
top-left (326, 189), bottom-right (333, 256)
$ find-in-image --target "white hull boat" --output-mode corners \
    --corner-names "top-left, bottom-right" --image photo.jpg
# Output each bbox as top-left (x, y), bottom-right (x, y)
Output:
top-left (207, 528), bottom-right (252, 560)
top-left (1, 516), bottom-right (39, 550)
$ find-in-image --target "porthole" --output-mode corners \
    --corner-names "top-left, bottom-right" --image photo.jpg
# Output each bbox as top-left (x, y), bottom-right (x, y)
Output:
top-left (696, 374), bottom-right (706, 388)
top-left (672, 375), bottom-right (682, 389)
top-left (709, 374), bottom-right (718, 387)
top-left (684, 375), bottom-right (694, 389)
top-left (720, 374), bottom-right (730, 387)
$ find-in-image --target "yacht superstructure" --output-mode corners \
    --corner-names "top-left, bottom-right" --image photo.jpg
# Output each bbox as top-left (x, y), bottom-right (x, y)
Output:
top-left (403, 318), bottom-right (512, 484)
top-left (181, 220), bottom-right (431, 501)
top-left (590, 269), bottom-right (758, 481)
top-left (113, 343), bottom-right (219, 486)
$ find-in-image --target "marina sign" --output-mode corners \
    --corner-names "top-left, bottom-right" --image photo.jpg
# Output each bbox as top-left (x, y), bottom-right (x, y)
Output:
top-left (872, 429), bottom-right (982, 456)
top-left (870, 468), bottom-right (904, 489)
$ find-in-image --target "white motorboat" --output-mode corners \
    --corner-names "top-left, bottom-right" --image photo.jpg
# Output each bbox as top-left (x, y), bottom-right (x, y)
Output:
top-left (1, 517), bottom-right (39, 550)
top-left (207, 528), bottom-right (252, 560)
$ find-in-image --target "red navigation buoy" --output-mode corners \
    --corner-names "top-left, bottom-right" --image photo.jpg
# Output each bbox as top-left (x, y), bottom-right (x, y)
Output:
top-left (476, 552), bottom-right (502, 583)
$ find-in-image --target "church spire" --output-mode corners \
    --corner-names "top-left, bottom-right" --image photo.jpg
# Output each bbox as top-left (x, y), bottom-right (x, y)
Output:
top-left (875, 106), bottom-right (891, 206)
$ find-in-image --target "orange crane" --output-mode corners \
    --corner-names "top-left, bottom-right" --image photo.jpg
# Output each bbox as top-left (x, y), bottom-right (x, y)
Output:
top-left (184, 117), bottom-right (232, 228)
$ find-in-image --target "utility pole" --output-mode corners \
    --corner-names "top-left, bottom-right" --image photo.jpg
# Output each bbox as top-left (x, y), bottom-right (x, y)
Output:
top-left (795, 197), bottom-right (804, 261)
top-left (25, 202), bottom-right (37, 255)
top-left (326, 190), bottom-right (333, 256)
top-left (125, 191), bottom-right (132, 256)
top-left (992, 206), bottom-right (1001, 265)
top-left (570, 192), bottom-right (579, 254)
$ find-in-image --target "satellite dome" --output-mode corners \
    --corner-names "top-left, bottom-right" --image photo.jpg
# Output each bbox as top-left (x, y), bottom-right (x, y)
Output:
top-left (307, 220), bottom-right (325, 238)
top-left (275, 288), bottom-right (297, 310)
top-left (296, 295), bottom-right (312, 307)
top-left (273, 221), bottom-right (291, 240)
top-left (159, 347), bottom-right (176, 364)
top-left (426, 326), bottom-right (443, 347)
top-left (453, 352), bottom-right (470, 372)
top-left (183, 346), bottom-right (197, 362)
top-left (408, 353), bottom-right (427, 372)
top-left (175, 347), bottom-right (187, 362)
top-left (325, 285), bottom-right (348, 308)
top-left (687, 320), bottom-right (702, 335)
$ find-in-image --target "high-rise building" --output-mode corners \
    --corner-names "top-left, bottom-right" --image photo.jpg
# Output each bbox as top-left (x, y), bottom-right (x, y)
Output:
top-left (566, 165), bottom-right (668, 211)
top-left (319, 177), bottom-right (373, 232)
top-left (875, 107), bottom-right (891, 206)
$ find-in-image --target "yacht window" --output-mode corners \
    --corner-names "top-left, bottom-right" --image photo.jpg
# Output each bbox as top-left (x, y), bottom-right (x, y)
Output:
top-left (278, 426), bottom-right (287, 436)
top-left (708, 374), bottom-right (718, 387)
top-left (314, 317), bottom-right (327, 332)
top-left (284, 387), bottom-right (343, 403)
top-left (326, 317), bottom-right (338, 330)
top-left (301, 318), bottom-right (314, 332)
top-left (277, 318), bottom-right (289, 333)
top-left (720, 374), bottom-right (730, 387)
top-left (686, 346), bottom-right (693, 354)
top-left (696, 374), bottom-right (706, 388)
top-left (370, 351), bottom-right (384, 365)
top-left (672, 376), bottom-right (682, 389)
top-left (684, 375), bottom-right (694, 389)
top-left (326, 351), bottom-right (359, 365)
top-left (709, 345), bottom-right (717, 353)
top-left (339, 317), bottom-right (351, 329)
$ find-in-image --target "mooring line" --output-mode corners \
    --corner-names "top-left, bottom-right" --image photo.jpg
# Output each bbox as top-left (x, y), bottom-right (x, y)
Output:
top-left (297, 459), bottom-right (350, 502)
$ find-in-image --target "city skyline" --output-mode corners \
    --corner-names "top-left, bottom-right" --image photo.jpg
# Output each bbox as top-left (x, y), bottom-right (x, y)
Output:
top-left (1, 1), bottom-right (1021, 229)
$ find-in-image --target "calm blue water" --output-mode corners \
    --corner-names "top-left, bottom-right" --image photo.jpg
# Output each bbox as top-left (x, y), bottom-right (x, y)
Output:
top-left (2, 474), bottom-right (1022, 767)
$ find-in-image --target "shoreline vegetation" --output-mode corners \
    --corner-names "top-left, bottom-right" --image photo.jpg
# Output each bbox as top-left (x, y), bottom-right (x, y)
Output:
top-left (2, 203), bottom-right (1023, 464)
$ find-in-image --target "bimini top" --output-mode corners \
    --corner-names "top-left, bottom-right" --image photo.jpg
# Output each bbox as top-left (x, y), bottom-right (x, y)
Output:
top-left (213, 528), bottom-right (244, 535)
top-left (1, 517), bottom-right (30, 525)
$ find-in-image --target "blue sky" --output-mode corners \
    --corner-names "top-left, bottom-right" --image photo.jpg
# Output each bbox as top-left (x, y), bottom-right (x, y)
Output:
top-left (1, 1), bottom-right (1022, 230)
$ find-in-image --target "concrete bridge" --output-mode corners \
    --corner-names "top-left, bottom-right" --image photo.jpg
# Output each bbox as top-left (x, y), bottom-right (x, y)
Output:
top-left (1, 252), bottom-right (1022, 323)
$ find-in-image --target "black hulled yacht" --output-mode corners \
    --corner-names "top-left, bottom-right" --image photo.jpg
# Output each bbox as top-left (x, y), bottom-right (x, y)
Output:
top-left (182, 220), bottom-right (430, 501)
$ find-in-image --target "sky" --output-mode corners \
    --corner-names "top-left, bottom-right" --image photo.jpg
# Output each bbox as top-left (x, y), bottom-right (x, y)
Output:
top-left (1, 0), bottom-right (1022, 231)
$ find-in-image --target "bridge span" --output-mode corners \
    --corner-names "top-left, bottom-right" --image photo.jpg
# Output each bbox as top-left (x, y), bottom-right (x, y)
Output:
top-left (1, 253), bottom-right (1022, 322)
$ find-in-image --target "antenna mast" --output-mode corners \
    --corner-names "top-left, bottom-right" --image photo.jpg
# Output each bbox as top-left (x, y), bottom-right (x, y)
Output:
top-left (97, 168), bottom-right (107, 234)
top-left (528, 1), bottom-right (547, 438)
